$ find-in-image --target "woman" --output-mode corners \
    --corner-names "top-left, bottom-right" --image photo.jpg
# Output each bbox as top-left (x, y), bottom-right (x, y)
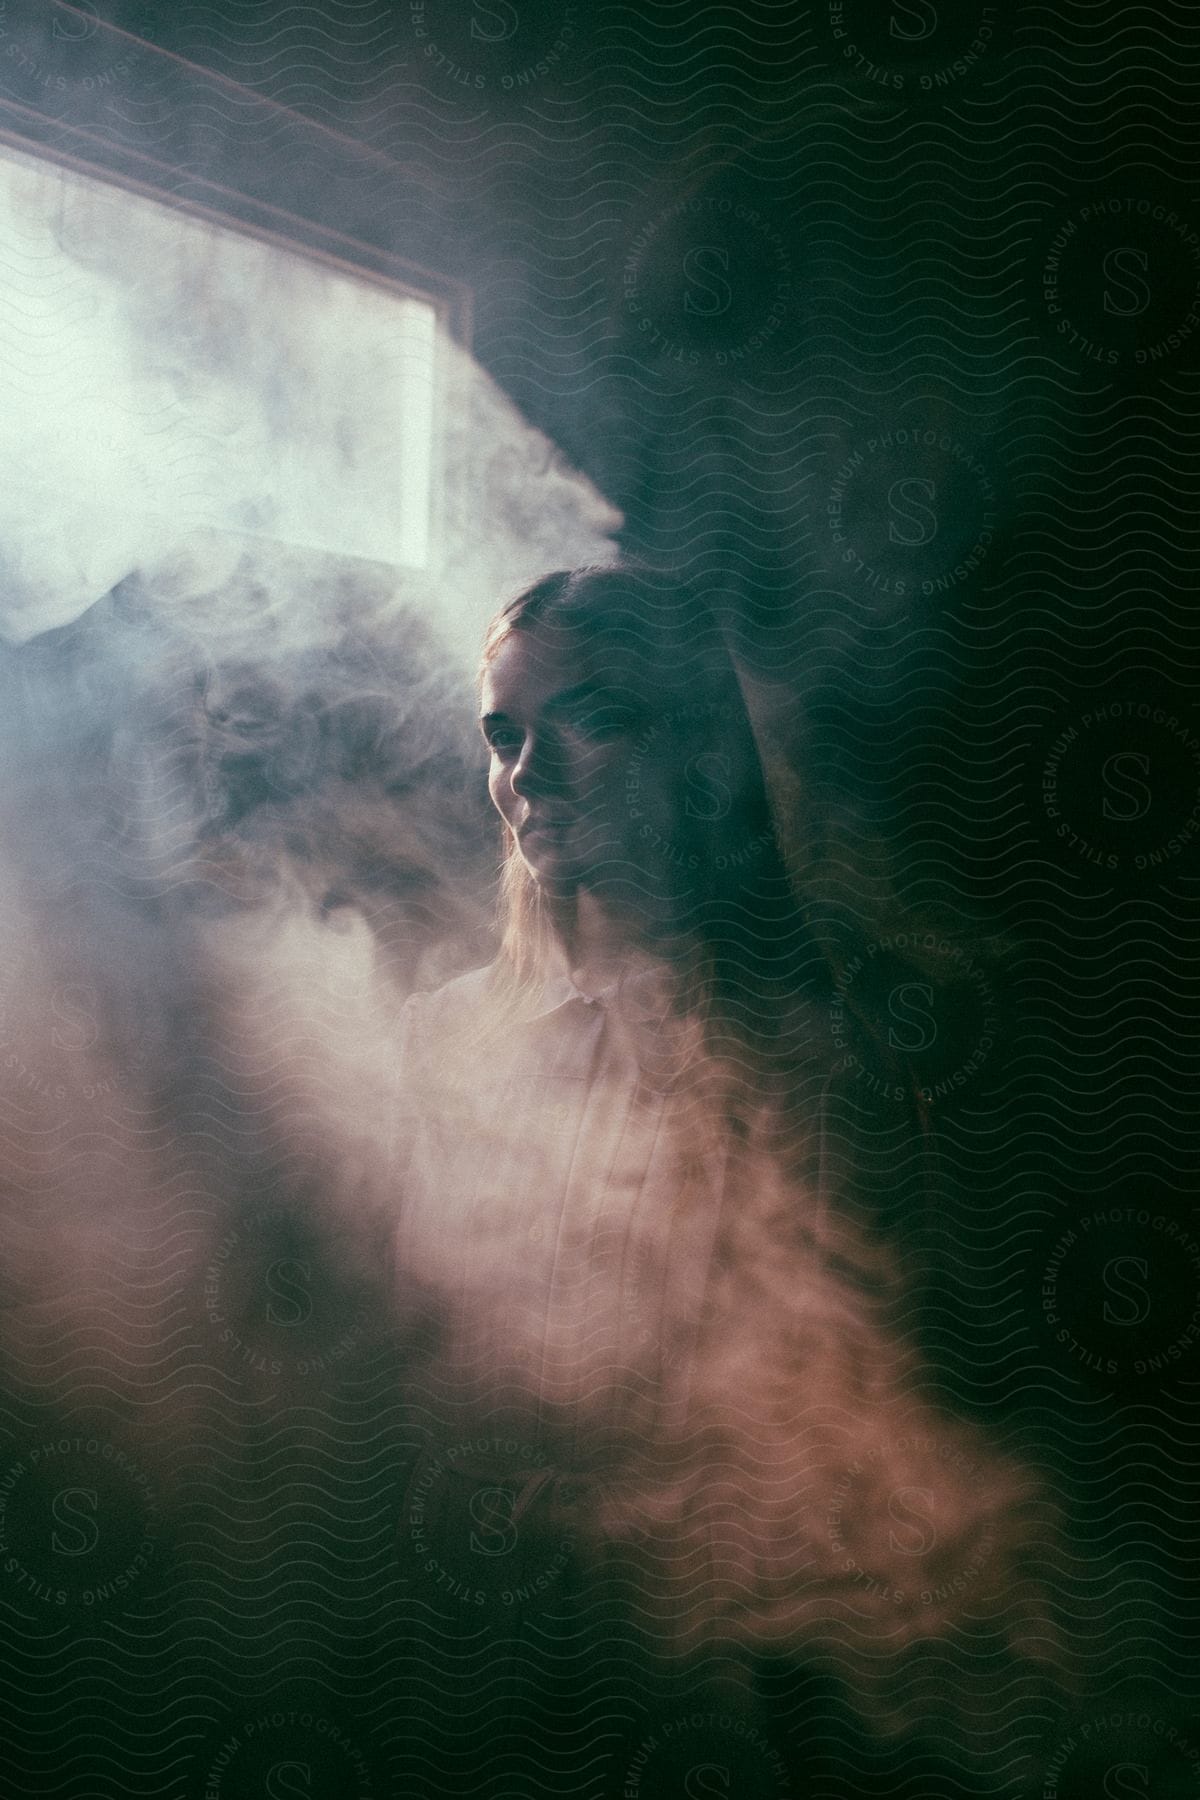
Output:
top-left (391, 564), bottom-right (1060, 1792)
top-left (393, 565), bottom-right (879, 1412)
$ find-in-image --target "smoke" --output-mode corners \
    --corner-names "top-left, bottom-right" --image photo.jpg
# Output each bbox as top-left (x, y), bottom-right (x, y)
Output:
top-left (0, 133), bottom-right (616, 1428)
top-left (388, 968), bottom-right (1065, 1777)
top-left (0, 134), bottom-right (616, 639)
top-left (0, 131), bottom-right (1062, 1791)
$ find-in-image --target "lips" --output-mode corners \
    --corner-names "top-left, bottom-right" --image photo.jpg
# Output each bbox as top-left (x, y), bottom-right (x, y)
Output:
top-left (518, 815), bottom-right (573, 840)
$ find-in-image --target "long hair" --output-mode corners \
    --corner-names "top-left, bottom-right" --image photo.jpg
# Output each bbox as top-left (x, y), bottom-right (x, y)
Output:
top-left (465, 567), bottom-right (1069, 1754)
top-left (480, 567), bottom-right (779, 960)
top-left (476, 563), bottom-right (852, 1161)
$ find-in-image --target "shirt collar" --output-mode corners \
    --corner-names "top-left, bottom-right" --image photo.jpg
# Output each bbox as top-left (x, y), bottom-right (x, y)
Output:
top-left (527, 957), bottom-right (676, 1024)
top-left (529, 970), bottom-right (614, 1019)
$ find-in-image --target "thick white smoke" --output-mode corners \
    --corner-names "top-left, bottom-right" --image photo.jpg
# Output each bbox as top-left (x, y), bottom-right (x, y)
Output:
top-left (0, 133), bottom-right (617, 1432)
top-left (0, 136), bottom-right (619, 652)
top-left (0, 134), bottom-right (1062, 1790)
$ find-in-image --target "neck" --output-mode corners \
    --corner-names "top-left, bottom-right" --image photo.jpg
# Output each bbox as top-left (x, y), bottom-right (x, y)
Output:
top-left (556, 891), bottom-right (627, 989)
top-left (556, 888), bottom-right (692, 997)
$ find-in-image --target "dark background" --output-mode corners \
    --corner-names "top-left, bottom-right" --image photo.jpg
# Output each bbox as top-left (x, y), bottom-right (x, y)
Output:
top-left (0, 2), bottom-right (1197, 1795)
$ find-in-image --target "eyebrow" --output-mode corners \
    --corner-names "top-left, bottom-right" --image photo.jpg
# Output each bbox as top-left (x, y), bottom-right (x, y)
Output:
top-left (480, 683), bottom-right (629, 728)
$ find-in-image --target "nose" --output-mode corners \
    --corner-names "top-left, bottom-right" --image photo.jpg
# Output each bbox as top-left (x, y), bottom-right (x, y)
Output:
top-left (510, 729), bottom-right (569, 802)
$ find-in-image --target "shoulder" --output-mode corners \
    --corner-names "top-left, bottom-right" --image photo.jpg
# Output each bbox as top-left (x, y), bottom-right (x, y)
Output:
top-left (396, 962), bottom-right (503, 1071)
top-left (404, 962), bottom-right (496, 1020)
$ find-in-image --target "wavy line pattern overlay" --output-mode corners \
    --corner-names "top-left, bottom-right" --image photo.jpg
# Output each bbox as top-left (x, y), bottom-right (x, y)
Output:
top-left (0, 1), bottom-right (1197, 1796)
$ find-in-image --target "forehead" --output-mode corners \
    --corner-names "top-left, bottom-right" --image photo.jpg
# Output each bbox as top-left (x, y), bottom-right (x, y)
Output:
top-left (480, 626), bottom-right (649, 716)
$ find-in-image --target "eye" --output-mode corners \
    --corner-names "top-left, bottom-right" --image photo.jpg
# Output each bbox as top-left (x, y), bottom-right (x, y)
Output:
top-left (485, 725), bottom-right (523, 758)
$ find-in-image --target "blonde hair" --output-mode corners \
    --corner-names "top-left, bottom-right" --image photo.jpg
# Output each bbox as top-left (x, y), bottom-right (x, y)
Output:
top-left (481, 567), bottom-right (789, 968)
top-left (475, 564), bottom-right (856, 1184)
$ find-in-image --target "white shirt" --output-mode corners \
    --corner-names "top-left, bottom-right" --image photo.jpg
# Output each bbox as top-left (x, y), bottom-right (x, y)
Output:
top-left (391, 963), bottom-right (731, 1437)
top-left (388, 961), bottom-right (1044, 1673)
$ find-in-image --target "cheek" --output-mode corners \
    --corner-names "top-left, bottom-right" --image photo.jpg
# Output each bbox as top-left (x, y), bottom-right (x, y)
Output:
top-left (579, 750), bottom-right (632, 818)
top-left (615, 751), bottom-right (683, 820)
top-left (487, 763), bottom-right (514, 823)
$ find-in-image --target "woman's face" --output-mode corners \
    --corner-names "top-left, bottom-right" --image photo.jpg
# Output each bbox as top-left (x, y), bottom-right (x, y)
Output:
top-left (480, 624), bottom-right (763, 893)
